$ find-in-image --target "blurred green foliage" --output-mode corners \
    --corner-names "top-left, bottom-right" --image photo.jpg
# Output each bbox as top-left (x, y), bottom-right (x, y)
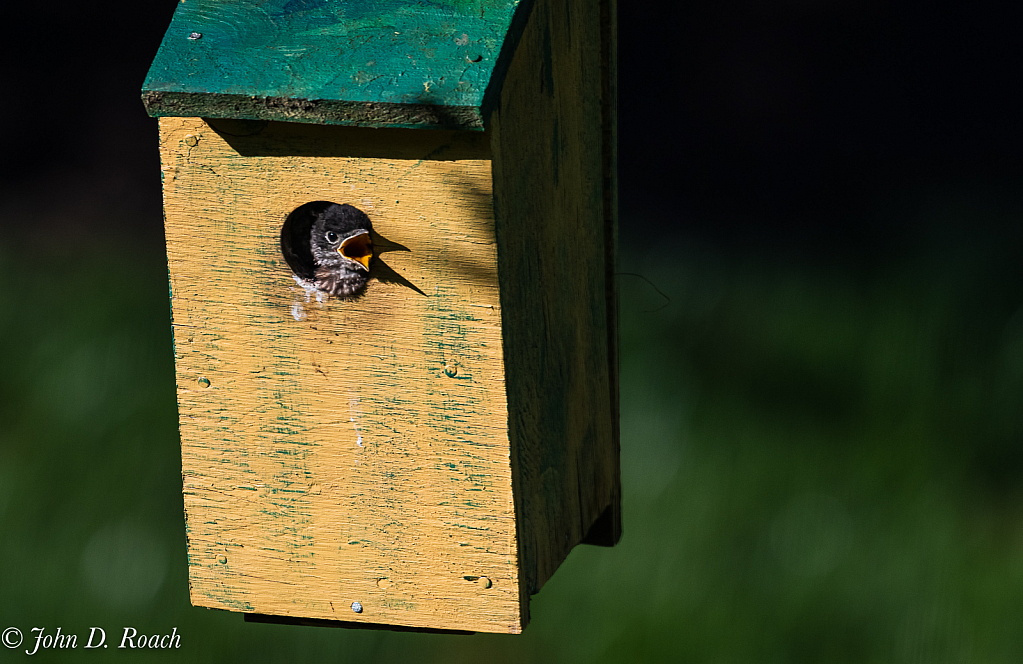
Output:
top-left (2, 212), bottom-right (1023, 662)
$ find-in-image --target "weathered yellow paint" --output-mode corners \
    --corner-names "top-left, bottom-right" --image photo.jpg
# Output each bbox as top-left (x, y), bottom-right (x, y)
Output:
top-left (159, 117), bottom-right (521, 633)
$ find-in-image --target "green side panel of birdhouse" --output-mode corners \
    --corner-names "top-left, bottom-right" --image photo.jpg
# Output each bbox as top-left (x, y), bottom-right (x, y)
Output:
top-left (142, 0), bottom-right (528, 130)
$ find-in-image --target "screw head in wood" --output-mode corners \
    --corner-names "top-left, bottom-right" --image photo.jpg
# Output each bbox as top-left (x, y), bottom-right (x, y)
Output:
top-left (184, 135), bottom-right (199, 147)
top-left (351, 601), bottom-right (363, 614)
top-left (444, 364), bottom-right (457, 377)
top-left (218, 555), bottom-right (227, 564)
top-left (478, 576), bottom-right (492, 589)
top-left (198, 377), bottom-right (211, 388)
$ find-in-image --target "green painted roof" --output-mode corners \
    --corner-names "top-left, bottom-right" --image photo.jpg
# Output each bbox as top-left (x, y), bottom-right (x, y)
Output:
top-left (142, 0), bottom-right (527, 130)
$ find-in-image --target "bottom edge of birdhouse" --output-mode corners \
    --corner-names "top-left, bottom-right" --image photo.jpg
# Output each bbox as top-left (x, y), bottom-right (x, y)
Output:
top-left (188, 595), bottom-right (525, 635)
top-left (243, 612), bottom-right (480, 635)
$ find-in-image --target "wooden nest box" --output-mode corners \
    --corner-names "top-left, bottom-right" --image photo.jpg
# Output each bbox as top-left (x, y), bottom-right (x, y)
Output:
top-left (143, 0), bottom-right (619, 634)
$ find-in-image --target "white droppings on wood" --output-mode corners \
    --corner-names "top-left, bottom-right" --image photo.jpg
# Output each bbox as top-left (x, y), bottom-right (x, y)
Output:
top-left (349, 395), bottom-right (364, 448)
top-left (292, 275), bottom-right (313, 302)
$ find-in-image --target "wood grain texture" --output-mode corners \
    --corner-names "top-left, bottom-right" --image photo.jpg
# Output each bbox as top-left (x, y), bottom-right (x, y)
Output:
top-left (490, 0), bottom-right (620, 603)
top-left (143, 0), bottom-right (525, 130)
top-left (159, 116), bottom-right (522, 633)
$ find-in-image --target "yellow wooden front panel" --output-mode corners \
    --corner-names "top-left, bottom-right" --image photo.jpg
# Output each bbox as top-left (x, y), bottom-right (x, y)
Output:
top-left (158, 117), bottom-right (520, 633)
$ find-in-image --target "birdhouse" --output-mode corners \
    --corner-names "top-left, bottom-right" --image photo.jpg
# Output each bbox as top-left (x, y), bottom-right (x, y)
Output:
top-left (143, 0), bottom-right (618, 634)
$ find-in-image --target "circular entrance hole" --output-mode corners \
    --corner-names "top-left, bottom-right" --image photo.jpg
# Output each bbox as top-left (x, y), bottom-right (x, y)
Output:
top-left (280, 200), bottom-right (335, 281)
top-left (280, 201), bottom-right (376, 299)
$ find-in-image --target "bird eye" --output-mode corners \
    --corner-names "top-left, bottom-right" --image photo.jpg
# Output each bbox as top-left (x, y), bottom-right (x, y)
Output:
top-left (325, 231), bottom-right (339, 243)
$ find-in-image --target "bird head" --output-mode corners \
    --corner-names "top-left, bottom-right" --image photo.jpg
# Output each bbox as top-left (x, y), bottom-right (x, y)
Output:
top-left (310, 204), bottom-right (375, 273)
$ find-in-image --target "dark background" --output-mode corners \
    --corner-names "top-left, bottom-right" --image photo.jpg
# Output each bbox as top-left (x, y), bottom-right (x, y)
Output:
top-left (2, 0), bottom-right (1022, 661)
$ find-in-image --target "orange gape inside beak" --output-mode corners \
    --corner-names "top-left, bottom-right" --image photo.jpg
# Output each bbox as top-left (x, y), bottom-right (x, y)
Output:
top-left (339, 231), bottom-right (373, 271)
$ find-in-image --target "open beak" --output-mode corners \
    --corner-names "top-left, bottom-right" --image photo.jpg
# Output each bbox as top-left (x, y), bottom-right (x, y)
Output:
top-left (339, 230), bottom-right (373, 272)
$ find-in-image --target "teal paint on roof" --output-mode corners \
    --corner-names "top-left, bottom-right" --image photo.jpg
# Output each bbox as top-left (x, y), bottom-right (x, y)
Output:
top-left (142, 0), bottom-right (527, 129)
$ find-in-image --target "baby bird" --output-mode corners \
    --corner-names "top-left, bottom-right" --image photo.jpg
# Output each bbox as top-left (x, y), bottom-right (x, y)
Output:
top-left (280, 201), bottom-right (378, 298)
top-left (281, 202), bottom-right (375, 299)
top-left (309, 203), bottom-right (374, 298)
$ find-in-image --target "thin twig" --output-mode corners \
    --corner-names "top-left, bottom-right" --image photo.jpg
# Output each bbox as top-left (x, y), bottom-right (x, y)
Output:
top-left (617, 272), bottom-right (671, 313)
